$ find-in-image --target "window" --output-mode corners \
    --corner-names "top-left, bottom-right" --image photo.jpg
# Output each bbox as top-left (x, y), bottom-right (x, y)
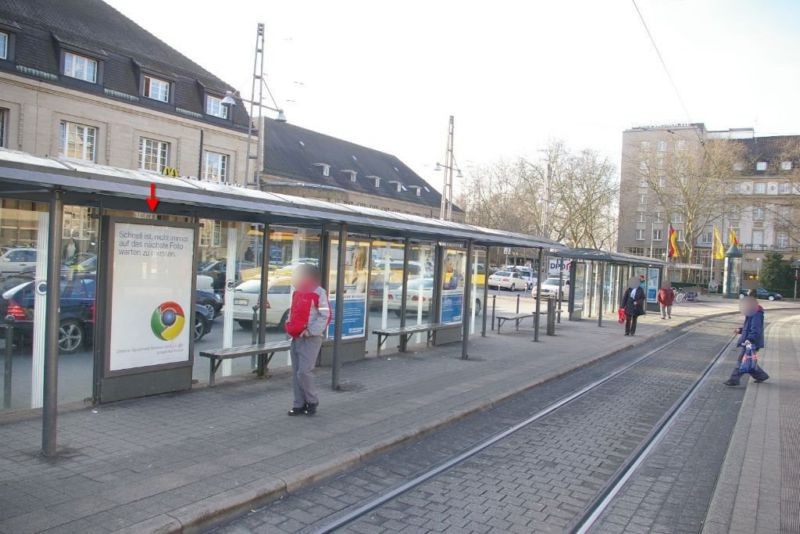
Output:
top-left (635, 229), bottom-right (645, 241)
top-left (676, 230), bottom-right (684, 242)
top-left (671, 213), bottom-right (683, 224)
top-left (199, 220), bottom-right (222, 247)
top-left (206, 95), bottom-right (228, 119)
top-left (637, 212), bottom-right (646, 223)
top-left (63, 52), bottom-right (97, 83)
top-left (204, 151), bottom-right (229, 183)
top-left (781, 161), bottom-right (793, 171)
top-left (675, 139), bottom-right (687, 151)
top-left (143, 75), bottom-right (170, 102)
top-left (138, 137), bottom-right (170, 172)
top-left (639, 193), bottom-right (647, 205)
top-left (0, 108), bottom-right (6, 148)
top-left (654, 212), bottom-right (663, 223)
top-left (752, 206), bottom-right (765, 221)
top-left (59, 121), bottom-right (96, 161)
top-left (756, 161), bottom-right (767, 171)
top-left (658, 175), bottom-right (666, 187)
top-left (779, 182), bottom-right (791, 194)
top-left (639, 178), bottom-right (648, 188)
top-left (0, 31), bottom-right (7, 60)
top-left (657, 140), bottom-right (668, 152)
top-left (777, 232), bottom-right (789, 249)
top-left (752, 230), bottom-right (764, 248)
top-left (652, 229), bottom-right (663, 241)
top-left (733, 162), bottom-right (744, 171)
top-left (754, 182), bottom-right (767, 194)
top-left (640, 141), bottom-right (651, 152)
top-left (777, 205), bottom-right (791, 220)
top-left (699, 231), bottom-right (713, 244)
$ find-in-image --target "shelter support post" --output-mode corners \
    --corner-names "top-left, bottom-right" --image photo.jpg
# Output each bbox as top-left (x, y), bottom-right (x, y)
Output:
top-left (332, 224), bottom-right (347, 390)
top-left (534, 248), bottom-right (543, 342)
top-left (399, 239), bottom-right (410, 351)
top-left (258, 223), bottom-right (270, 345)
top-left (42, 190), bottom-right (63, 457)
top-left (462, 241), bottom-right (473, 360)
top-left (597, 262), bottom-right (605, 327)
top-left (481, 247), bottom-right (489, 337)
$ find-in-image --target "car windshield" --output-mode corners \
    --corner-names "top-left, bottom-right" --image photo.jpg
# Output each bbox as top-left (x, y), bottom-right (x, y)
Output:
top-left (544, 278), bottom-right (561, 285)
top-left (494, 271), bottom-right (510, 277)
top-left (235, 280), bottom-right (261, 294)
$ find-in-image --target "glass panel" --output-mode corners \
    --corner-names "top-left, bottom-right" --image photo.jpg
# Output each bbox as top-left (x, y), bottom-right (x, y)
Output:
top-left (441, 248), bottom-right (466, 325)
top-left (366, 239), bottom-right (405, 355)
top-left (0, 199), bottom-right (49, 412)
top-left (328, 238), bottom-right (369, 339)
top-left (469, 248), bottom-right (487, 335)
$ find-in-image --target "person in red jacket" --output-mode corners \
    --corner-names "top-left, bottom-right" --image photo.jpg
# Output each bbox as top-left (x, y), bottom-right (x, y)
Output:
top-left (284, 264), bottom-right (330, 416)
top-left (657, 282), bottom-right (675, 319)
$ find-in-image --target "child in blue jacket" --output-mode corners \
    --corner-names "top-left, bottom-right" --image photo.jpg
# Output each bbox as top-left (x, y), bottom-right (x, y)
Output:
top-left (724, 296), bottom-right (770, 386)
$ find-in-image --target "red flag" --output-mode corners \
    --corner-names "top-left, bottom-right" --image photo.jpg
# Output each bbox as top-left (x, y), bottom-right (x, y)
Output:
top-left (668, 225), bottom-right (679, 258)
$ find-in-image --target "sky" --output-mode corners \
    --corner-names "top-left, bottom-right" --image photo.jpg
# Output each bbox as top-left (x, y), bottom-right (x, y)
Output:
top-left (106, 0), bottom-right (800, 194)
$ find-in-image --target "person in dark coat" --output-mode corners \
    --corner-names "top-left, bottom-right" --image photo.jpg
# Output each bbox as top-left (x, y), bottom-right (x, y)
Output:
top-left (621, 275), bottom-right (645, 336)
top-left (724, 296), bottom-right (769, 386)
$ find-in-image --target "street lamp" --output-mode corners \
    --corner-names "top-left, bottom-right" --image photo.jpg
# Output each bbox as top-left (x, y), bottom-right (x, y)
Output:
top-left (221, 90), bottom-right (286, 122)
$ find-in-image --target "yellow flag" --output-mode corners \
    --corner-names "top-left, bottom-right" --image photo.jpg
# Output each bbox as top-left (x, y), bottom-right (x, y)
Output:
top-left (713, 227), bottom-right (725, 260)
top-left (729, 228), bottom-right (740, 246)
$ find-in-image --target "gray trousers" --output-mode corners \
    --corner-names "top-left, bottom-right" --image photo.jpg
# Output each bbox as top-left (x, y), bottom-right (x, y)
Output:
top-left (660, 304), bottom-right (672, 318)
top-left (290, 336), bottom-right (322, 408)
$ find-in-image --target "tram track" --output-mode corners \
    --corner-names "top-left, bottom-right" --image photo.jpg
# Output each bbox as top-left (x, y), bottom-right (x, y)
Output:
top-left (309, 321), bottom-right (738, 533)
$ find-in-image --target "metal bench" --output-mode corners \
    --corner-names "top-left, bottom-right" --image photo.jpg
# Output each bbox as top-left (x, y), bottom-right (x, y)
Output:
top-left (372, 323), bottom-right (452, 356)
top-left (495, 312), bottom-right (536, 333)
top-left (199, 340), bottom-right (291, 386)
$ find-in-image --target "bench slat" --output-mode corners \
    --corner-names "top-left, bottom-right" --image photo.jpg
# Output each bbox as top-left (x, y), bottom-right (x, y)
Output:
top-left (372, 323), bottom-right (453, 336)
top-left (200, 341), bottom-right (291, 359)
top-left (496, 313), bottom-right (534, 320)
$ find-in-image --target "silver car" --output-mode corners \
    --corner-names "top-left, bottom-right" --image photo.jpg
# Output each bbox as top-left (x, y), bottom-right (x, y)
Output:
top-left (0, 247), bottom-right (37, 274)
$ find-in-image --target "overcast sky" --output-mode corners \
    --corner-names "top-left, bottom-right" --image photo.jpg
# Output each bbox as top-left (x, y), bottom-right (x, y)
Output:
top-left (107, 0), bottom-right (800, 193)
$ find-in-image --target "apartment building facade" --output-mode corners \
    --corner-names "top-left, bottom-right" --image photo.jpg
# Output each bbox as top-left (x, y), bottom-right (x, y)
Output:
top-left (619, 123), bottom-right (799, 282)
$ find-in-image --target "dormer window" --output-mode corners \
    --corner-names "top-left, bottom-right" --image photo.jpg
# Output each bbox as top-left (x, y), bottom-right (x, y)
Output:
top-left (781, 161), bottom-right (792, 171)
top-left (756, 161), bottom-right (767, 172)
top-left (366, 175), bottom-right (381, 188)
top-left (341, 169), bottom-right (357, 182)
top-left (63, 52), bottom-right (97, 83)
top-left (389, 180), bottom-right (403, 193)
top-left (409, 185), bottom-right (422, 197)
top-left (143, 75), bottom-right (170, 102)
top-left (206, 95), bottom-right (228, 119)
top-left (312, 163), bottom-right (330, 177)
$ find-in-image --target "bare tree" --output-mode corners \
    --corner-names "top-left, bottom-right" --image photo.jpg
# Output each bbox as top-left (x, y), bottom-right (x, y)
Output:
top-left (463, 141), bottom-right (618, 250)
top-left (635, 138), bottom-right (744, 263)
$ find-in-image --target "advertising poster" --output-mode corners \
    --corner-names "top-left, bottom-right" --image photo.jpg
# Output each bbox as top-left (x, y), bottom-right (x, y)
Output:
top-left (327, 295), bottom-right (368, 338)
top-left (108, 222), bottom-right (194, 372)
top-left (441, 290), bottom-right (464, 324)
top-left (646, 268), bottom-right (660, 303)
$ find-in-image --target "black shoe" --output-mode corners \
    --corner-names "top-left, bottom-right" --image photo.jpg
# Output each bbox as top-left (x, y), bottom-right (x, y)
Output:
top-left (305, 403), bottom-right (318, 415)
top-left (723, 380), bottom-right (739, 387)
top-left (754, 377), bottom-right (769, 383)
top-left (288, 405), bottom-right (307, 416)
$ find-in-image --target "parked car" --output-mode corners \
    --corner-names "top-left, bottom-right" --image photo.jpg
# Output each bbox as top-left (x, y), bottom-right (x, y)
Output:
top-left (0, 247), bottom-right (37, 274)
top-left (488, 270), bottom-right (527, 291)
top-left (533, 277), bottom-right (569, 301)
top-left (0, 276), bottom-right (95, 353)
top-left (739, 287), bottom-right (783, 301)
top-left (198, 259), bottom-right (255, 292)
top-left (512, 267), bottom-right (537, 289)
top-left (196, 289), bottom-right (223, 318)
top-left (193, 303), bottom-right (214, 342)
top-left (232, 277), bottom-right (292, 330)
top-left (387, 278), bottom-right (482, 317)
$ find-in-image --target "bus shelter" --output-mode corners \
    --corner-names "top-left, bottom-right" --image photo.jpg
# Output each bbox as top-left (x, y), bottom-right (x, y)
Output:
top-left (0, 149), bottom-right (564, 455)
top-left (549, 248), bottom-right (666, 326)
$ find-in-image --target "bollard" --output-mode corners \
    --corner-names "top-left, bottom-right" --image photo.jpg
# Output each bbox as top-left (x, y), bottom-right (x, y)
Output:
top-left (516, 293), bottom-right (520, 314)
top-left (3, 317), bottom-right (13, 409)
top-left (547, 298), bottom-right (556, 336)
top-left (491, 295), bottom-right (496, 331)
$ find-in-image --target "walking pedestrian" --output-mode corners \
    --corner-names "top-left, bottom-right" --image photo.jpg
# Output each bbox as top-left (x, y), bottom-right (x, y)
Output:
top-left (724, 296), bottom-right (769, 386)
top-left (621, 275), bottom-right (645, 336)
top-left (284, 264), bottom-right (331, 415)
top-left (657, 281), bottom-right (675, 319)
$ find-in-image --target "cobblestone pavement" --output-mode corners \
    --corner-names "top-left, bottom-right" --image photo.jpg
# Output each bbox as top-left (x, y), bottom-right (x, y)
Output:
top-left (702, 313), bottom-right (800, 534)
top-left (213, 318), bottom-right (741, 533)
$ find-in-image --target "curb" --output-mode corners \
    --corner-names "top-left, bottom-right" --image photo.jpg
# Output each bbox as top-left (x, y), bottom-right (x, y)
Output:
top-left (124, 310), bottom-right (741, 533)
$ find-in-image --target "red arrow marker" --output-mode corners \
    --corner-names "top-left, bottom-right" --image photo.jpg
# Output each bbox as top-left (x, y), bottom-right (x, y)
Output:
top-left (146, 183), bottom-right (160, 212)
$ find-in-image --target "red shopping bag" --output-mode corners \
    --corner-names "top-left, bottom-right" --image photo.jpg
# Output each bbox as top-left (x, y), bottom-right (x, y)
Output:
top-left (617, 308), bottom-right (626, 324)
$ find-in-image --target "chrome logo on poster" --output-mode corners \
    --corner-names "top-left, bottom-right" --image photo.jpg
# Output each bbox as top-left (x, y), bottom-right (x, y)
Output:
top-left (151, 301), bottom-right (185, 340)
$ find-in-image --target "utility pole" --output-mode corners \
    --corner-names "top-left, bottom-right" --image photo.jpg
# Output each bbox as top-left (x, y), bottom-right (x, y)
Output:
top-left (437, 116), bottom-right (460, 221)
top-left (244, 23), bottom-right (265, 188)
